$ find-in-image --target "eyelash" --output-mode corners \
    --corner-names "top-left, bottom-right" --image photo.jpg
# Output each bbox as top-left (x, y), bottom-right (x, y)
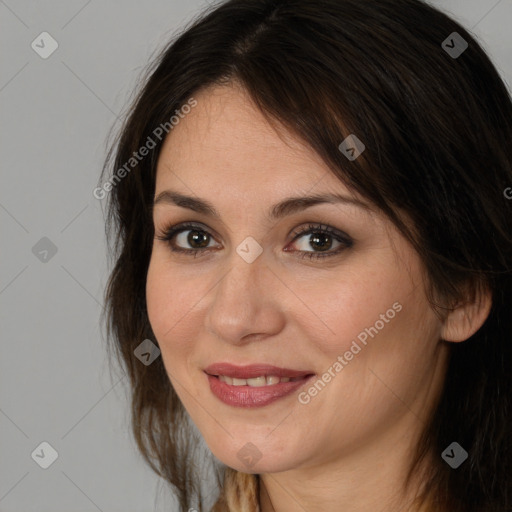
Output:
top-left (155, 222), bottom-right (353, 260)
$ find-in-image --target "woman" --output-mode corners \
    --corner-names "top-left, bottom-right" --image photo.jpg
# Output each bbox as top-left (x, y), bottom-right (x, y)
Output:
top-left (99, 0), bottom-right (512, 510)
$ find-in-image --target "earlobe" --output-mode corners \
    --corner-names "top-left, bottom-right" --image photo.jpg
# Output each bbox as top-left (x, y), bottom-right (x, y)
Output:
top-left (440, 285), bottom-right (492, 343)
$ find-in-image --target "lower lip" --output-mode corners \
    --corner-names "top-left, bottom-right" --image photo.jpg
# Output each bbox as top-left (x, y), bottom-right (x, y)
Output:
top-left (206, 373), bottom-right (314, 408)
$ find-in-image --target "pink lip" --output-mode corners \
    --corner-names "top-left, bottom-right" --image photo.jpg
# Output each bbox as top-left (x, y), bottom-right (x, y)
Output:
top-left (203, 363), bottom-right (315, 408)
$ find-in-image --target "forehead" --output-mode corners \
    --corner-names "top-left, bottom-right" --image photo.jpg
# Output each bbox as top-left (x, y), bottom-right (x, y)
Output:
top-left (154, 83), bottom-right (353, 198)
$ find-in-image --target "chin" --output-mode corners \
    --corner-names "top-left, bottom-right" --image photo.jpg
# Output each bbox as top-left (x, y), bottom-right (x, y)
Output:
top-left (220, 454), bottom-right (298, 475)
top-left (207, 435), bottom-right (305, 474)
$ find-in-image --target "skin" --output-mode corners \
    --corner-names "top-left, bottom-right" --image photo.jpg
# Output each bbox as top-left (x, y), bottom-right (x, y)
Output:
top-left (146, 81), bottom-right (491, 512)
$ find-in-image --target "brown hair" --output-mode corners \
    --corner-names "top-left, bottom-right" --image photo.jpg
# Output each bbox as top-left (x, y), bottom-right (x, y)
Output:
top-left (211, 469), bottom-right (259, 511)
top-left (100, 0), bottom-right (512, 510)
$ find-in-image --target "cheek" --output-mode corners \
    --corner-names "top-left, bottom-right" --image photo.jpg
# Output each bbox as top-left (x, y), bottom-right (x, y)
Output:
top-left (145, 256), bottom-right (206, 405)
top-left (145, 254), bottom-right (193, 355)
top-left (303, 267), bottom-right (442, 416)
top-left (146, 257), bottom-right (168, 335)
top-left (300, 264), bottom-right (407, 355)
top-left (299, 255), bottom-right (439, 387)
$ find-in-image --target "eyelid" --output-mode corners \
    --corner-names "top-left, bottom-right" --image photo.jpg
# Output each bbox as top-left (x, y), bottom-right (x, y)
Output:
top-left (156, 221), bottom-right (219, 242)
top-left (290, 222), bottom-right (352, 245)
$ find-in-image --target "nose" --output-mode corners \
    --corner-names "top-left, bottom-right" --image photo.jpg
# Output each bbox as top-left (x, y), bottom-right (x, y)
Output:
top-left (204, 248), bottom-right (286, 346)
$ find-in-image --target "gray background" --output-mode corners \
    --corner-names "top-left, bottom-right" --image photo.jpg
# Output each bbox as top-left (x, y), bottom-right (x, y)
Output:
top-left (1, 1), bottom-right (511, 511)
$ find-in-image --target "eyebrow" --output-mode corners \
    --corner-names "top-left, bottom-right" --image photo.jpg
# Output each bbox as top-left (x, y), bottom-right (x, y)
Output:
top-left (153, 189), bottom-right (372, 221)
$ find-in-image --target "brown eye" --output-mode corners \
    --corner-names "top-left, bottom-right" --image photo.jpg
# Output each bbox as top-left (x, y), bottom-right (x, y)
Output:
top-left (155, 222), bottom-right (218, 257)
top-left (287, 223), bottom-right (353, 260)
top-left (181, 229), bottom-right (210, 249)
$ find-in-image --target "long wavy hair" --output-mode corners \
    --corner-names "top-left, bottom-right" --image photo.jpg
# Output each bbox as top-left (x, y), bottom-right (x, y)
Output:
top-left (99, 0), bottom-right (512, 510)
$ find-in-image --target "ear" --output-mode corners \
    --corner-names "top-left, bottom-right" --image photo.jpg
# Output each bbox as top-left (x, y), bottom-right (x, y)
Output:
top-left (440, 282), bottom-right (492, 343)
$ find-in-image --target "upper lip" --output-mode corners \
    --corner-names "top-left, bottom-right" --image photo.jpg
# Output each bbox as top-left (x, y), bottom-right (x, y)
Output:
top-left (204, 363), bottom-right (315, 379)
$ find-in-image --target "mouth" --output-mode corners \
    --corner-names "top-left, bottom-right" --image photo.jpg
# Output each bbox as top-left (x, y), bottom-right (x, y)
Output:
top-left (214, 374), bottom-right (306, 386)
top-left (204, 362), bottom-right (314, 380)
top-left (203, 363), bottom-right (316, 408)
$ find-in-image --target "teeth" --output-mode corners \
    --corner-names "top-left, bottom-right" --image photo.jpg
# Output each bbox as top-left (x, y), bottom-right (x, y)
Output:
top-left (265, 376), bottom-right (280, 385)
top-left (247, 376), bottom-right (267, 387)
top-left (217, 375), bottom-right (295, 386)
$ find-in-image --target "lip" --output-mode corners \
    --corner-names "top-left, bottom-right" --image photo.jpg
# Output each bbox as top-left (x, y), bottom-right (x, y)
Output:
top-left (204, 363), bottom-right (315, 408)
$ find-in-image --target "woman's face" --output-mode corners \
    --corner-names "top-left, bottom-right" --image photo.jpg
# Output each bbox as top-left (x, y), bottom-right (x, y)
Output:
top-left (146, 82), bottom-right (449, 475)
